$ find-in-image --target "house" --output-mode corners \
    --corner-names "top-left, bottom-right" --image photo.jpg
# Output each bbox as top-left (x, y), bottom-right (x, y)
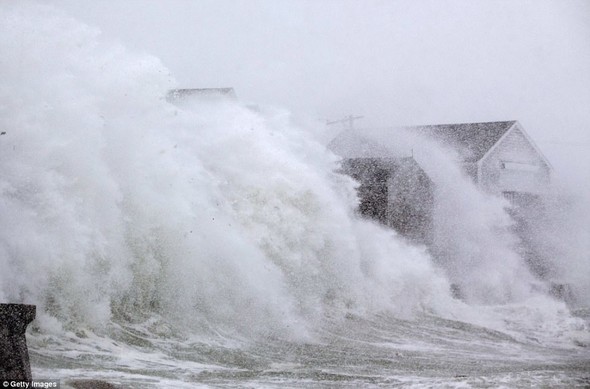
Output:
top-left (329, 130), bottom-right (434, 243)
top-left (329, 121), bottom-right (551, 244)
top-left (341, 157), bottom-right (434, 243)
top-left (413, 121), bottom-right (551, 199)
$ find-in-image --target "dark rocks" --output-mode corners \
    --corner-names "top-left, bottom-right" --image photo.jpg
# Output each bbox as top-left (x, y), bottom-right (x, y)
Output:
top-left (0, 303), bottom-right (36, 381)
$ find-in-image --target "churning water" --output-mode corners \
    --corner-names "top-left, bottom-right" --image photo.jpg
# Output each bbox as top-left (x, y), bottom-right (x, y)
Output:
top-left (1, 3), bottom-right (588, 387)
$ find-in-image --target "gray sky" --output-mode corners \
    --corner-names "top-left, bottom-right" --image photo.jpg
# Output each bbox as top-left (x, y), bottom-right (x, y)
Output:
top-left (48, 0), bottom-right (590, 176)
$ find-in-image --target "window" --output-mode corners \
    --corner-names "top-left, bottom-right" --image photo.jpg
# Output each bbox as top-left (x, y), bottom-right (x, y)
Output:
top-left (500, 161), bottom-right (539, 172)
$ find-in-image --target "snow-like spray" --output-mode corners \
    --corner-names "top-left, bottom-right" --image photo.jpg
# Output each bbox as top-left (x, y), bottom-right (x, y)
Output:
top-left (0, 5), bottom-right (587, 381)
top-left (0, 3), bottom-right (453, 340)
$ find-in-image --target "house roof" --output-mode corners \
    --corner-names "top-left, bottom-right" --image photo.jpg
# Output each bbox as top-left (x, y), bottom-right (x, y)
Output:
top-left (328, 121), bottom-right (517, 162)
top-left (410, 121), bottom-right (516, 162)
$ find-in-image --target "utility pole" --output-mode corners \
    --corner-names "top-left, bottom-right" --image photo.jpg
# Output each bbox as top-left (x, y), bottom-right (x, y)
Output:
top-left (326, 115), bottom-right (364, 131)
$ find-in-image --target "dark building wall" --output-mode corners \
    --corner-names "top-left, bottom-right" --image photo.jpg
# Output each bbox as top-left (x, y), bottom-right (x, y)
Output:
top-left (387, 161), bottom-right (434, 244)
top-left (341, 158), bottom-right (390, 224)
top-left (341, 158), bottom-right (434, 244)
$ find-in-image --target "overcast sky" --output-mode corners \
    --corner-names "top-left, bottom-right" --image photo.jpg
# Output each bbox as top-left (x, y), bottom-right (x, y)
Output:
top-left (47, 0), bottom-right (590, 175)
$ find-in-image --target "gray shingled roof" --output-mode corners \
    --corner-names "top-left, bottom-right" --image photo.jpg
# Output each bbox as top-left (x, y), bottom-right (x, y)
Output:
top-left (411, 121), bottom-right (516, 162)
top-left (329, 121), bottom-right (516, 163)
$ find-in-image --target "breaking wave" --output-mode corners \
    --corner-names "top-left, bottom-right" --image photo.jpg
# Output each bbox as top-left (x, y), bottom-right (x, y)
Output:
top-left (0, 3), bottom-right (587, 367)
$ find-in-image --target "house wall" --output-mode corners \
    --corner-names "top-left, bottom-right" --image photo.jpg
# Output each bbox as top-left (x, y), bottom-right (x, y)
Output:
top-left (386, 162), bottom-right (434, 244)
top-left (340, 157), bottom-right (433, 244)
top-left (341, 158), bottom-right (390, 224)
top-left (480, 126), bottom-right (550, 194)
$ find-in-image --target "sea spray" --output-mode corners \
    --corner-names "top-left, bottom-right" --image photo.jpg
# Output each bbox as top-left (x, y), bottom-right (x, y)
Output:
top-left (2, 4), bottom-right (589, 386)
top-left (0, 3), bottom-right (453, 340)
top-left (346, 127), bottom-right (540, 304)
top-left (520, 184), bottom-right (590, 307)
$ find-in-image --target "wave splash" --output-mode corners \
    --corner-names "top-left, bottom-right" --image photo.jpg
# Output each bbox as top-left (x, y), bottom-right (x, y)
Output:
top-left (0, 3), bottom-right (586, 353)
top-left (0, 3), bottom-right (452, 340)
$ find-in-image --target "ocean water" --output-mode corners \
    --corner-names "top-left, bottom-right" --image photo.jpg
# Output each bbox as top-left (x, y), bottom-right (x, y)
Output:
top-left (1, 3), bottom-right (589, 387)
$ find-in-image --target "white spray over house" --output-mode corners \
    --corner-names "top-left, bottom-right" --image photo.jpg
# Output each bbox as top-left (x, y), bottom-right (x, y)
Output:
top-left (414, 121), bottom-right (552, 197)
top-left (329, 121), bottom-right (554, 297)
top-left (330, 121), bottom-right (551, 231)
top-left (331, 121), bottom-right (551, 199)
